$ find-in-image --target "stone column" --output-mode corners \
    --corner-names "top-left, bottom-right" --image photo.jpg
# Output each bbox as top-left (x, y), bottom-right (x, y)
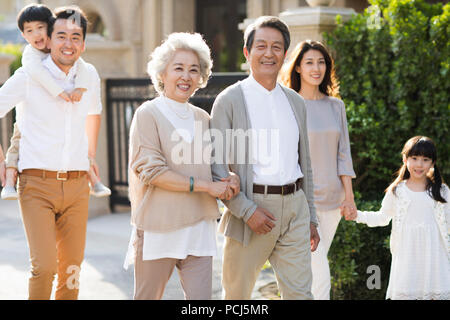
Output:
top-left (280, 1), bottom-right (355, 53)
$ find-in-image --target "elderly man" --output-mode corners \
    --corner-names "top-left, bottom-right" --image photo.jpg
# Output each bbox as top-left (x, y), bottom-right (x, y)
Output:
top-left (211, 16), bottom-right (320, 300)
top-left (0, 7), bottom-right (102, 300)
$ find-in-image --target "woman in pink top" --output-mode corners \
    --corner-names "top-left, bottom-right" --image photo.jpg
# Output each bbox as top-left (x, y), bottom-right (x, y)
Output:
top-left (280, 40), bottom-right (357, 300)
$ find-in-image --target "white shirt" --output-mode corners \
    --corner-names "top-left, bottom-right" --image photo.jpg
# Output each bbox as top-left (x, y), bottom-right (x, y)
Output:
top-left (123, 96), bottom-right (217, 268)
top-left (0, 55), bottom-right (102, 172)
top-left (22, 44), bottom-right (90, 98)
top-left (241, 75), bottom-right (303, 185)
top-left (155, 95), bottom-right (194, 143)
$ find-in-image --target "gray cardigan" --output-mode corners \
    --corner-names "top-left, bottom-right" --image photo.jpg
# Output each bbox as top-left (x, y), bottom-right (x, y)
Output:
top-left (210, 80), bottom-right (317, 246)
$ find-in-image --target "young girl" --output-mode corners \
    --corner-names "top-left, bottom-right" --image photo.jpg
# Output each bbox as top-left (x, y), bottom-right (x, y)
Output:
top-left (347, 136), bottom-right (450, 300)
top-left (280, 40), bottom-right (357, 300)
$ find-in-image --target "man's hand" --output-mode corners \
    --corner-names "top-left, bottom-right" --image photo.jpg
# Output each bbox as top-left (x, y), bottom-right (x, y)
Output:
top-left (0, 160), bottom-right (6, 187)
top-left (246, 207), bottom-right (276, 235)
top-left (310, 223), bottom-right (320, 252)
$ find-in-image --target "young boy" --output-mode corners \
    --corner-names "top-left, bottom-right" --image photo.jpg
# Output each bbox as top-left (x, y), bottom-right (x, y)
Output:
top-left (0, 3), bottom-right (111, 200)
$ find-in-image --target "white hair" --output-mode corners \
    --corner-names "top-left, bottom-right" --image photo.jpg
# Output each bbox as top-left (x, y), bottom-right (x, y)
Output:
top-left (147, 32), bottom-right (213, 94)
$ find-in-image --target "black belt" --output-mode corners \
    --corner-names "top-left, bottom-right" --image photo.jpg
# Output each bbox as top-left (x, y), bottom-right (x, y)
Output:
top-left (253, 178), bottom-right (302, 195)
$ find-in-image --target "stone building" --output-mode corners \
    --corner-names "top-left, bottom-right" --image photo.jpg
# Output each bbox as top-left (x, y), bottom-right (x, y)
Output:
top-left (1, 0), bottom-right (368, 77)
top-left (0, 0), bottom-right (369, 215)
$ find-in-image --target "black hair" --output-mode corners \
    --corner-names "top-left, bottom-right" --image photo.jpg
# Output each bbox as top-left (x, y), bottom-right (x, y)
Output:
top-left (48, 6), bottom-right (88, 40)
top-left (280, 40), bottom-right (340, 97)
top-left (387, 136), bottom-right (446, 203)
top-left (17, 4), bottom-right (55, 32)
top-left (244, 16), bottom-right (290, 53)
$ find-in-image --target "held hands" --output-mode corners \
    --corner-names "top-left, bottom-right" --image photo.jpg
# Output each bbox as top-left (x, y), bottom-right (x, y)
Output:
top-left (340, 198), bottom-right (357, 221)
top-left (219, 173), bottom-right (240, 200)
top-left (206, 181), bottom-right (229, 198)
top-left (58, 91), bottom-right (71, 103)
top-left (58, 88), bottom-right (86, 103)
top-left (70, 88), bottom-right (87, 102)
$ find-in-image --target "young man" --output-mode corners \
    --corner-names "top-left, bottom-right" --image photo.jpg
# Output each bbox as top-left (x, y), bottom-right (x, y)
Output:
top-left (1, 3), bottom-right (110, 201)
top-left (0, 6), bottom-right (102, 300)
top-left (210, 16), bottom-right (320, 300)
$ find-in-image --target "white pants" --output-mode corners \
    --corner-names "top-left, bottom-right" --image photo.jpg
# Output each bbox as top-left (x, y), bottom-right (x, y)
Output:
top-left (311, 208), bottom-right (342, 300)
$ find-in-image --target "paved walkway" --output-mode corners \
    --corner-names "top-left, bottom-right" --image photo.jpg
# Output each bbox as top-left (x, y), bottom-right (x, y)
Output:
top-left (0, 200), bottom-right (276, 300)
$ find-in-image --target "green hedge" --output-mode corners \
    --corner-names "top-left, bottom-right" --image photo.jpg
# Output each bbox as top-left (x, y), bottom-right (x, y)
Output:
top-left (324, 0), bottom-right (449, 299)
top-left (0, 42), bottom-right (22, 75)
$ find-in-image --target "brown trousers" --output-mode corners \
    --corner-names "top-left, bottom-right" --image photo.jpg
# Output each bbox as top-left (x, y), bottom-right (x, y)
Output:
top-left (133, 229), bottom-right (213, 300)
top-left (18, 172), bottom-right (89, 300)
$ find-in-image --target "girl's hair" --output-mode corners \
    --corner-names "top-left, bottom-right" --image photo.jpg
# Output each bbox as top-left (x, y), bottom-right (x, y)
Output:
top-left (387, 136), bottom-right (446, 203)
top-left (279, 40), bottom-right (339, 97)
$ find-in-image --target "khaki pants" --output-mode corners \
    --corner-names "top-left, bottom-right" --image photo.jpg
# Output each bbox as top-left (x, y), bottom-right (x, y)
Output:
top-left (222, 189), bottom-right (313, 300)
top-left (133, 229), bottom-right (213, 300)
top-left (18, 172), bottom-right (89, 300)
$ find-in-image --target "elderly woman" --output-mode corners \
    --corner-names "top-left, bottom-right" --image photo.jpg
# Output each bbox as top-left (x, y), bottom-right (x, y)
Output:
top-left (124, 32), bottom-right (239, 300)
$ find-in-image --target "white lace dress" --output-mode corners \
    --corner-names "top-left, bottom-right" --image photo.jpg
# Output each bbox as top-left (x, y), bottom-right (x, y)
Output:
top-left (386, 188), bottom-right (450, 300)
top-left (356, 184), bottom-right (450, 300)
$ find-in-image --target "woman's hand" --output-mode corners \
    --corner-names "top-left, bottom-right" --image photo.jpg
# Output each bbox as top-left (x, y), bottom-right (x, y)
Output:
top-left (339, 176), bottom-right (357, 220)
top-left (207, 181), bottom-right (229, 198)
top-left (220, 173), bottom-right (240, 200)
top-left (340, 198), bottom-right (357, 221)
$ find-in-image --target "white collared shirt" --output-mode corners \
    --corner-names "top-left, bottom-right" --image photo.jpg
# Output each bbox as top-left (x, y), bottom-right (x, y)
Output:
top-left (0, 55), bottom-right (102, 172)
top-left (241, 74), bottom-right (303, 185)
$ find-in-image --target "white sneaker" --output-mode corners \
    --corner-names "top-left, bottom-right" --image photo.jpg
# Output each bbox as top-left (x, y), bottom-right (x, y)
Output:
top-left (1, 186), bottom-right (18, 200)
top-left (90, 182), bottom-right (111, 197)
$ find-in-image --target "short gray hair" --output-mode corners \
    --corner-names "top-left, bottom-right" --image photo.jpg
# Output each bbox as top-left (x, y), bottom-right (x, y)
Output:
top-left (147, 32), bottom-right (213, 94)
top-left (244, 16), bottom-right (290, 53)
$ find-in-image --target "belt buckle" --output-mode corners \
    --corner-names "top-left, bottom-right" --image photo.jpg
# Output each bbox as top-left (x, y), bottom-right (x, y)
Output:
top-left (57, 171), bottom-right (68, 181)
top-left (281, 185), bottom-right (285, 195)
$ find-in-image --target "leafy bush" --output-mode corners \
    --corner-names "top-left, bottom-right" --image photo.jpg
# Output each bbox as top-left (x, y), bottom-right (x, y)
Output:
top-left (324, 0), bottom-right (449, 299)
top-left (0, 42), bottom-right (23, 75)
top-left (329, 196), bottom-right (391, 300)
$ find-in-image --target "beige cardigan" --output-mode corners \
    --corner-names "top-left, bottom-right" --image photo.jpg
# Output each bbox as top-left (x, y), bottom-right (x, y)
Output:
top-left (128, 99), bottom-right (220, 232)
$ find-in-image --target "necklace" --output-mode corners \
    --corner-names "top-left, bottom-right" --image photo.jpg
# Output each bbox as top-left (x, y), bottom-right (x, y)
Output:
top-left (162, 96), bottom-right (191, 119)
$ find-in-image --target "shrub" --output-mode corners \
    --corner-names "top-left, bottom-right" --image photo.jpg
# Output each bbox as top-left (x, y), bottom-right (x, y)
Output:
top-left (324, 0), bottom-right (449, 299)
top-left (329, 196), bottom-right (391, 300)
top-left (0, 42), bottom-right (23, 75)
